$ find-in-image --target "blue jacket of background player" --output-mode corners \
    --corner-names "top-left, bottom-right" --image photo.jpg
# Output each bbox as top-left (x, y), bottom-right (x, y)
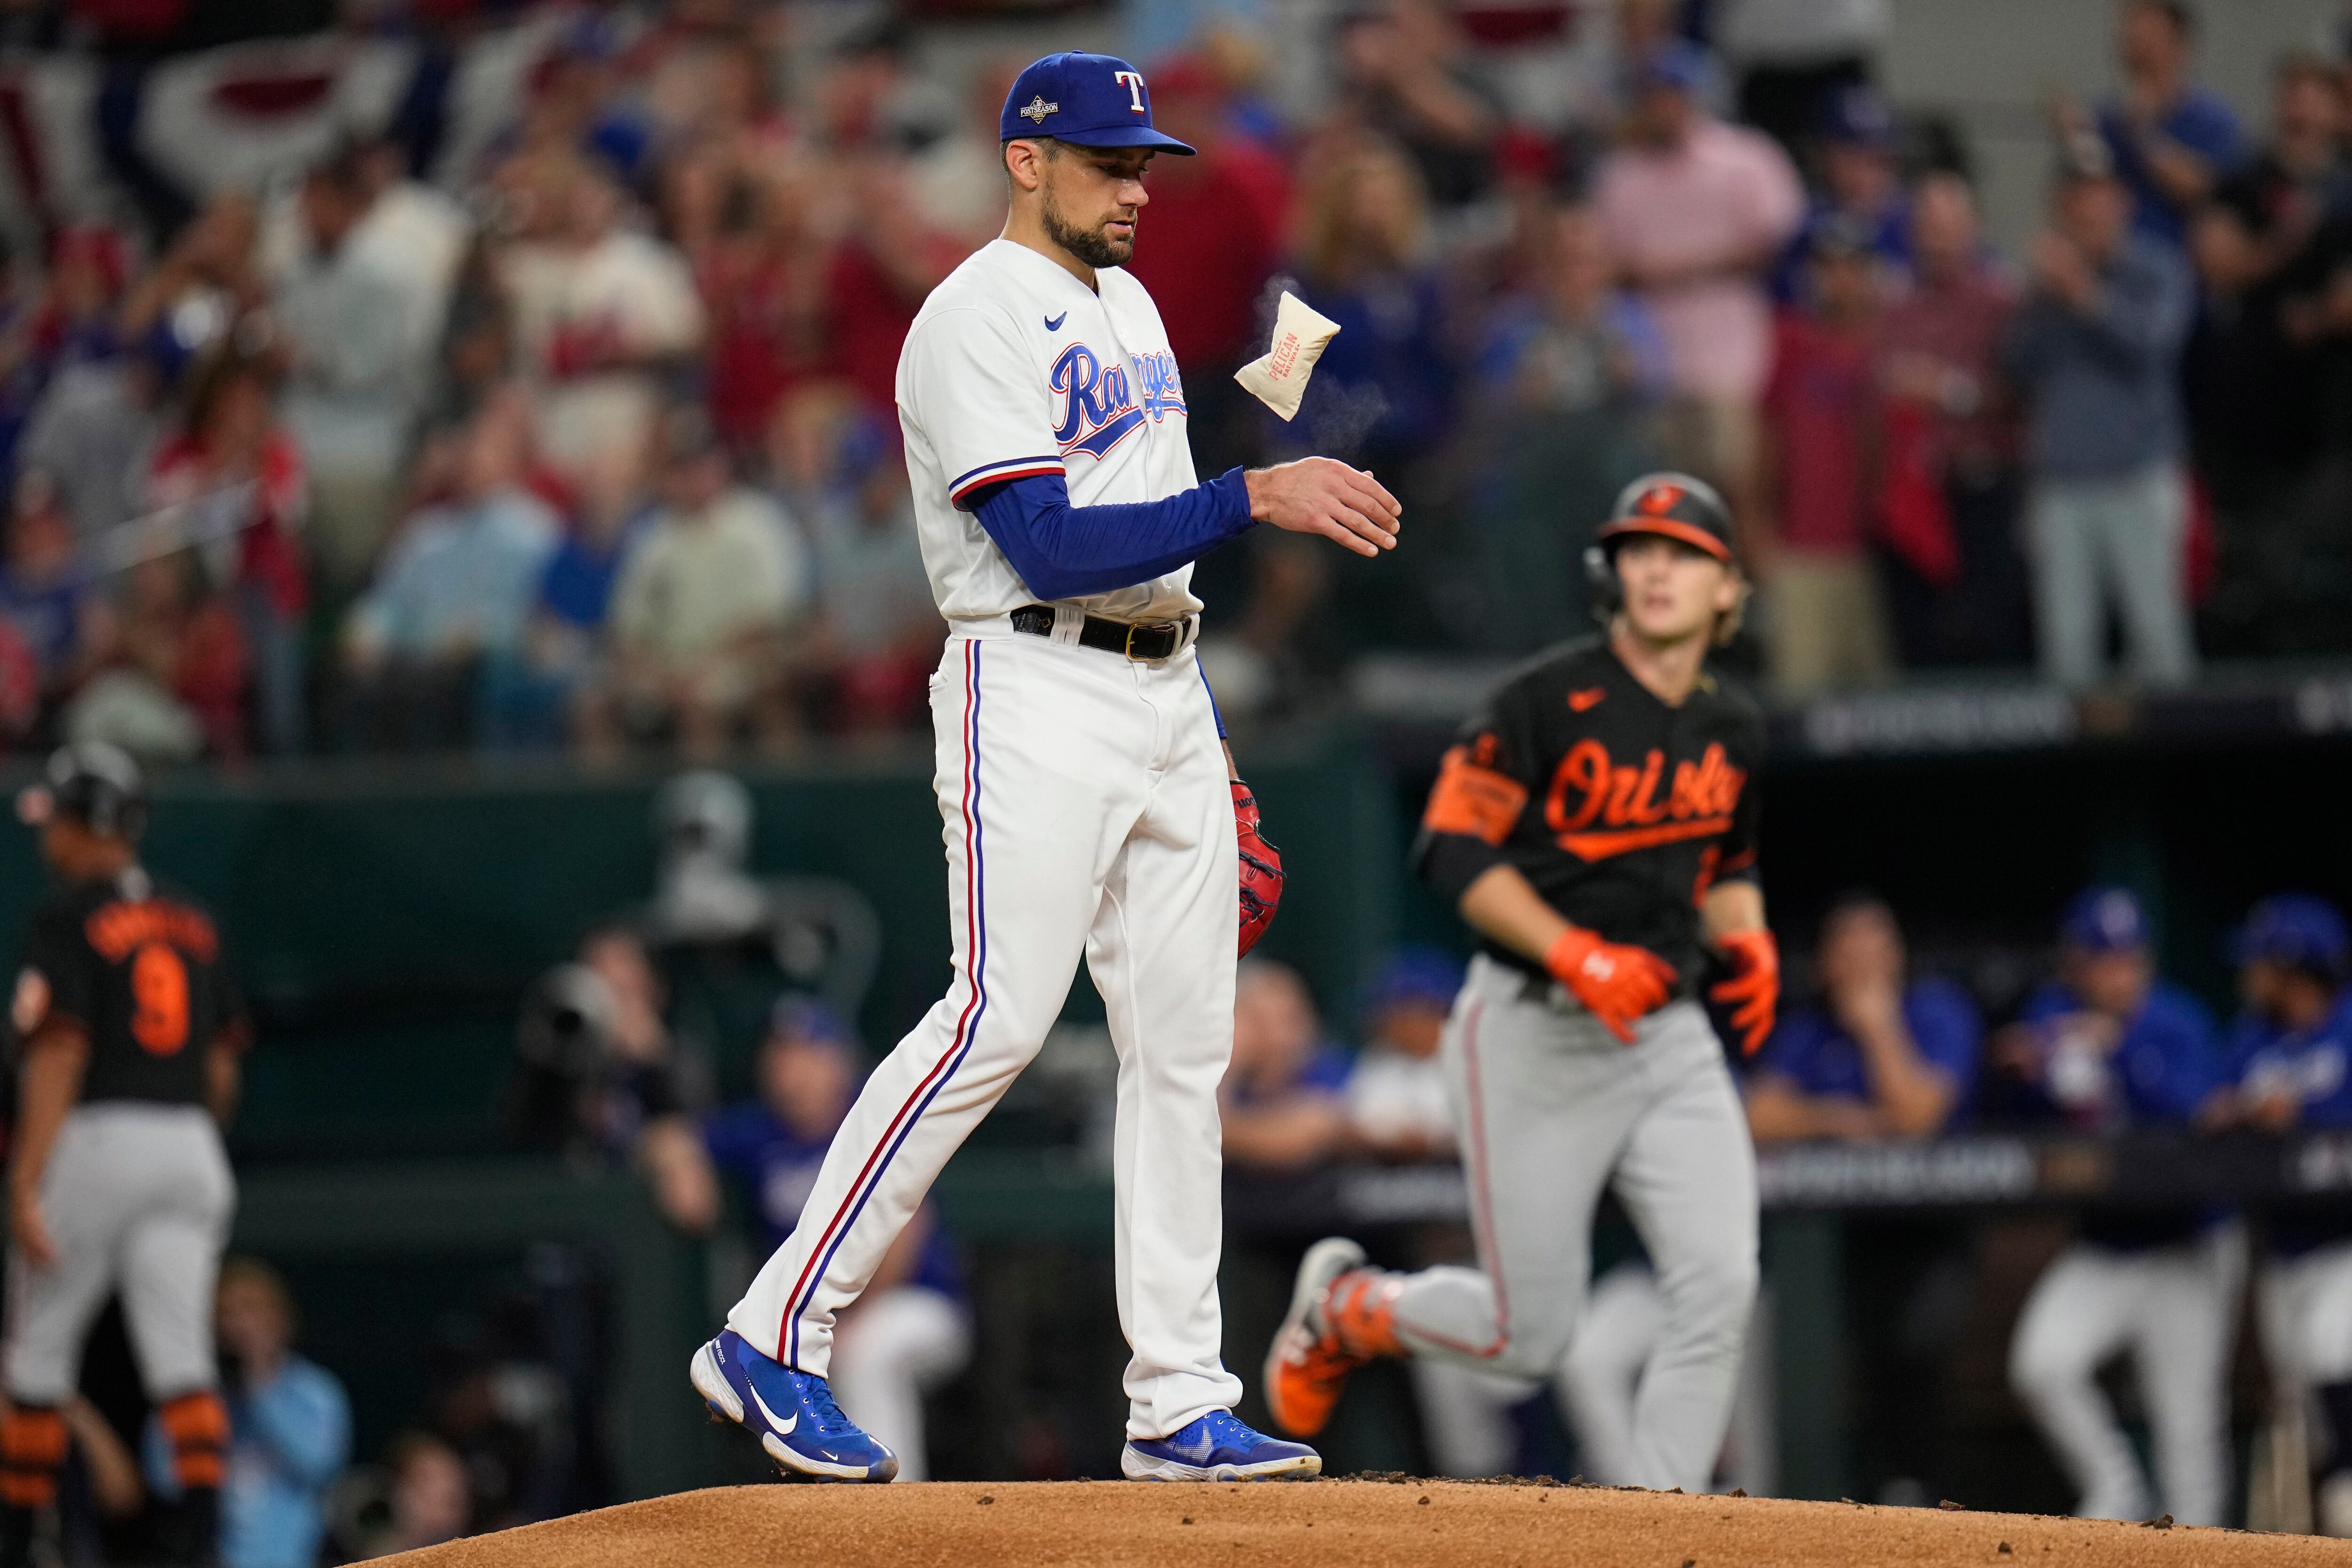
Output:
top-left (2012, 978), bottom-right (2225, 1131)
top-left (2014, 978), bottom-right (2227, 1250)
top-left (1751, 976), bottom-right (1983, 1128)
top-left (2228, 987), bottom-right (2352, 1128)
top-left (2228, 987), bottom-right (2352, 1255)
top-left (703, 1101), bottom-right (966, 1303)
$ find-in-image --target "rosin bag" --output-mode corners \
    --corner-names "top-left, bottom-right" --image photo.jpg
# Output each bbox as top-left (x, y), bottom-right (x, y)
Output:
top-left (1233, 291), bottom-right (1341, 422)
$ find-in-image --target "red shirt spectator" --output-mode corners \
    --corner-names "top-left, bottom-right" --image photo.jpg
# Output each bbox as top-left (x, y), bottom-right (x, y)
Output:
top-left (1764, 307), bottom-right (1875, 554)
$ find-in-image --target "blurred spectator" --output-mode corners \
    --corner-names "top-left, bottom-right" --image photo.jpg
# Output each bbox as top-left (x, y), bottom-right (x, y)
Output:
top-left (2189, 56), bottom-right (2345, 655)
top-left (2003, 138), bottom-right (2195, 689)
top-left (1997, 886), bottom-right (2236, 1527)
top-left (1220, 959), bottom-right (1351, 1170)
top-left (484, 409), bottom-right (654, 751)
top-left (703, 997), bottom-right (970, 1481)
top-left (371, 1433), bottom-right (469, 1556)
top-left (0, 472), bottom-right (95, 712)
top-left (1284, 135), bottom-right (1455, 470)
top-left (2224, 896), bottom-right (2352, 1535)
top-left (1119, 55), bottom-right (1291, 477)
top-left (1329, 0), bottom-right (1502, 210)
top-left (687, 158), bottom-right (829, 454)
top-left (1746, 894), bottom-right (1980, 1141)
top-left (1594, 41), bottom-right (1804, 526)
top-left (342, 390), bottom-right (561, 751)
top-left (578, 409), bottom-right (810, 761)
top-left (145, 346), bottom-right (309, 752)
top-left (118, 194), bottom-right (262, 377)
top-left (1716, 0), bottom-right (1889, 159)
top-left (19, 338), bottom-right (167, 550)
top-left (34, 225), bottom-right (133, 370)
top-left (1875, 174), bottom-right (2029, 668)
top-left (64, 550), bottom-right (247, 762)
top-left (270, 145), bottom-right (418, 599)
top-left (1772, 84), bottom-right (1910, 302)
top-left (1344, 946), bottom-right (1462, 1162)
top-left (1756, 217), bottom-right (1895, 696)
top-left (177, 1258), bottom-right (350, 1568)
top-left (1463, 205), bottom-right (1666, 651)
top-left (501, 157), bottom-right (704, 479)
top-left (819, 163), bottom-right (966, 420)
top-left (509, 926), bottom-right (720, 1234)
top-left (773, 387), bottom-right (938, 735)
top-left (342, 140), bottom-right (472, 372)
top-left (2088, 0), bottom-right (2245, 252)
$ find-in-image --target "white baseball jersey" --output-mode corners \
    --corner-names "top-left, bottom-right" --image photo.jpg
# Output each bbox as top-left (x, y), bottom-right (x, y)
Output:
top-left (896, 237), bottom-right (1202, 623)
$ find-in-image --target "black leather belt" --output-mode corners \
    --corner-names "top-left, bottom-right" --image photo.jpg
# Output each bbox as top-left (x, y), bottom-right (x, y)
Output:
top-left (1010, 604), bottom-right (1194, 661)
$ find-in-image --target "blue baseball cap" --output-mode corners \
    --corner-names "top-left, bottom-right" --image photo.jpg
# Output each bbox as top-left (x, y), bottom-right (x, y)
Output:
top-left (2060, 886), bottom-right (2149, 953)
top-left (2233, 895), bottom-right (2351, 978)
top-left (1628, 40), bottom-right (1711, 96)
top-left (1360, 946), bottom-right (1465, 1019)
top-left (1820, 84), bottom-right (1897, 149)
top-left (999, 52), bottom-right (1196, 154)
top-left (767, 994), bottom-right (855, 1049)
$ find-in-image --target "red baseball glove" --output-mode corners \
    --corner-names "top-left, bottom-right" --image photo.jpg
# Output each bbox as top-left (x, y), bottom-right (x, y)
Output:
top-left (1545, 927), bottom-right (1677, 1044)
top-left (1710, 928), bottom-right (1780, 1056)
top-left (1233, 780), bottom-right (1284, 956)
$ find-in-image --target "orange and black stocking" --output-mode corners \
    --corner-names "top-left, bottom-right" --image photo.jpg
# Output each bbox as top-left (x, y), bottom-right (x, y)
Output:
top-left (155, 1391), bottom-right (226, 1568)
top-left (0, 1406), bottom-right (65, 1568)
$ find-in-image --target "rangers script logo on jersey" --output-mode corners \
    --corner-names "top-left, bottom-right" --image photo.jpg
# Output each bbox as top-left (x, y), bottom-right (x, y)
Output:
top-left (1050, 344), bottom-right (1186, 459)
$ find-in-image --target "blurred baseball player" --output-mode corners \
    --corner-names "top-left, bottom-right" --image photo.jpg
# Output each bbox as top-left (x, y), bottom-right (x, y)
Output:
top-left (1999, 887), bottom-right (2236, 1526)
top-left (2224, 895), bottom-right (2352, 1534)
top-left (1263, 473), bottom-right (1774, 1493)
top-left (691, 51), bottom-right (1401, 1483)
top-left (2, 742), bottom-right (245, 1567)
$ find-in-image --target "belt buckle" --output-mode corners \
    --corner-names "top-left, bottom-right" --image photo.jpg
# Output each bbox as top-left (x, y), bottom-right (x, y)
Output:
top-left (1125, 621), bottom-right (1159, 660)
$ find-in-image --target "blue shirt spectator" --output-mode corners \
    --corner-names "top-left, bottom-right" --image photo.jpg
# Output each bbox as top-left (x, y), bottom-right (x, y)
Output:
top-left (1223, 958), bottom-right (1356, 1170)
top-left (536, 504), bottom-right (649, 635)
top-left (2097, 0), bottom-right (2245, 248)
top-left (147, 1259), bottom-right (350, 1568)
top-left (1747, 897), bottom-right (1981, 1141)
top-left (703, 997), bottom-right (963, 1301)
top-left (348, 484), bottom-right (560, 662)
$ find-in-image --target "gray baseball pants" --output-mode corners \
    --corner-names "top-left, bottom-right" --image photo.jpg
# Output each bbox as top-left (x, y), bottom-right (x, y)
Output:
top-left (1387, 955), bottom-right (1760, 1491)
top-left (4, 1104), bottom-right (234, 1404)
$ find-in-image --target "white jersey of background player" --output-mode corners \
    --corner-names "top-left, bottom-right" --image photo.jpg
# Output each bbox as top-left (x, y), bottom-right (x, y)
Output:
top-left (689, 50), bottom-right (1401, 1484)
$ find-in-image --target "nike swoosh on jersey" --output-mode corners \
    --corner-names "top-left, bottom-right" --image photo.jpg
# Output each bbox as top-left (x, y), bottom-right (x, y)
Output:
top-left (748, 1383), bottom-right (798, 1435)
top-left (1044, 311), bottom-right (1067, 331)
top-left (1567, 687), bottom-right (1607, 711)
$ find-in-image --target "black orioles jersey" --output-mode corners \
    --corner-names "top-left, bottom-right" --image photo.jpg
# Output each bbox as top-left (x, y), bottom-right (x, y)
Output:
top-left (1411, 635), bottom-right (1765, 987)
top-left (10, 868), bottom-right (239, 1107)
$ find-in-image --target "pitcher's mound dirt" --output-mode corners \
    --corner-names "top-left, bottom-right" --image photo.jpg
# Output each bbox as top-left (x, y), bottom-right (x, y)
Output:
top-left (383, 1478), bottom-right (2352, 1567)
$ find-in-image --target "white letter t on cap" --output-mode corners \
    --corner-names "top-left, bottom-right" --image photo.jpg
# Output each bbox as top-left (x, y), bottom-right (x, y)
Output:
top-left (1114, 71), bottom-right (1146, 112)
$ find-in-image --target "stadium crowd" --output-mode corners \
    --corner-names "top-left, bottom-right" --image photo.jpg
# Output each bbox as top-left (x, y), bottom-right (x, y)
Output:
top-left (0, 0), bottom-right (2346, 759)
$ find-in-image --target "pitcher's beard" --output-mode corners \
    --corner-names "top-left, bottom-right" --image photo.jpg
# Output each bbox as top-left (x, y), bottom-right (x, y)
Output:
top-left (1042, 194), bottom-right (1132, 268)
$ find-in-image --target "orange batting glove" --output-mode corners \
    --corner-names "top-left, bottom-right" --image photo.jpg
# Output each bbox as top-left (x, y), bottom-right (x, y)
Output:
top-left (1545, 927), bottom-right (1677, 1044)
top-left (1710, 928), bottom-right (1780, 1056)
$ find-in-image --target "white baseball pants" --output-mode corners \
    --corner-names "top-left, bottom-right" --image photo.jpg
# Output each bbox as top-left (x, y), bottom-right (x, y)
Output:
top-left (728, 625), bottom-right (1245, 1440)
top-left (2260, 1242), bottom-right (2352, 1391)
top-left (1384, 957), bottom-right (1761, 1492)
top-left (2007, 1225), bottom-right (2245, 1526)
top-left (4, 1104), bottom-right (234, 1405)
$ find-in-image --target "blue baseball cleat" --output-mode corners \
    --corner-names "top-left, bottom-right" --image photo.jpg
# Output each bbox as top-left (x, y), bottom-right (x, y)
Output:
top-left (1120, 1409), bottom-right (1322, 1481)
top-left (690, 1328), bottom-right (898, 1482)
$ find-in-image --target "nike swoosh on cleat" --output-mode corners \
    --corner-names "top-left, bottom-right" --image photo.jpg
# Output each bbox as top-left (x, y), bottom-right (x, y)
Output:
top-left (748, 1384), bottom-right (798, 1436)
top-left (1044, 312), bottom-right (1067, 331)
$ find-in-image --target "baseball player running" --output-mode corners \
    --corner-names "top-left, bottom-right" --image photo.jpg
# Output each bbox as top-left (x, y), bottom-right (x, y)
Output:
top-left (1263, 474), bottom-right (1774, 1493)
top-left (2, 742), bottom-right (244, 1567)
top-left (691, 51), bottom-right (1401, 1483)
top-left (2223, 895), bottom-right (2352, 1533)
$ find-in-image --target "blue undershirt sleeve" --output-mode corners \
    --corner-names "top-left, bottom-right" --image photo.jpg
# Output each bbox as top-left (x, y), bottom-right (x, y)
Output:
top-left (968, 468), bottom-right (1255, 602)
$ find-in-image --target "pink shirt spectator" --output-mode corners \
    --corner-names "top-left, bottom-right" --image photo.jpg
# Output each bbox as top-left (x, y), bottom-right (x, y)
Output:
top-left (1594, 119), bottom-right (1804, 401)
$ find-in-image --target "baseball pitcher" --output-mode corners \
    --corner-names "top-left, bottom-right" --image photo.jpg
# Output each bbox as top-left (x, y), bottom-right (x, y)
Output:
top-left (691, 51), bottom-right (1401, 1483)
top-left (2, 743), bottom-right (243, 1567)
top-left (1263, 475), bottom-right (1775, 1493)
